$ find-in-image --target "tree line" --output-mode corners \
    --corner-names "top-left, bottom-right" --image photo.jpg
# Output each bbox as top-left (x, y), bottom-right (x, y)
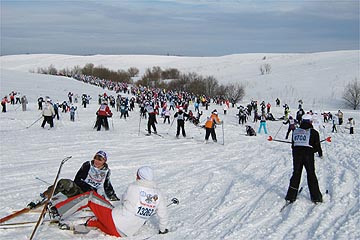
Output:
top-left (32, 64), bottom-right (245, 103)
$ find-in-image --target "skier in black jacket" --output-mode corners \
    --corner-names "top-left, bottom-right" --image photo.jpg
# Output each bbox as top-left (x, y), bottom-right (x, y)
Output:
top-left (42, 150), bottom-right (119, 201)
top-left (174, 107), bottom-right (189, 138)
top-left (285, 114), bottom-right (323, 204)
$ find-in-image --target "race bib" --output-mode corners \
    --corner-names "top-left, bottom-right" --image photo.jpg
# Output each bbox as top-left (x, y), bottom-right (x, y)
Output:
top-left (84, 165), bottom-right (107, 189)
top-left (135, 189), bottom-right (159, 219)
top-left (293, 128), bottom-right (311, 147)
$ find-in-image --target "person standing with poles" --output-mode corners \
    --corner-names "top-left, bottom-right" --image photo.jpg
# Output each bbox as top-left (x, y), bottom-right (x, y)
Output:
top-left (95, 99), bottom-right (112, 131)
top-left (257, 113), bottom-right (268, 134)
top-left (163, 108), bottom-right (171, 124)
top-left (1, 96), bottom-right (10, 112)
top-left (145, 101), bottom-right (158, 135)
top-left (284, 114), bottom-right (323, 204)
top-left (204, 109), bottom-right (223, 143)
top-left (21, 95), bottom-right (28, 111)
top-left (283, 116), bottom-right (297, 139)
top-left (41, 99), bottom-right (55, 129)
top-left (174, 107), bottom-right (189, 138)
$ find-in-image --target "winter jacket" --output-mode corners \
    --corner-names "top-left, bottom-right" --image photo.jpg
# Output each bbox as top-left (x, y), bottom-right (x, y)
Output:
top-left (292, 122), bottom-right (322, 156)
top-left (205, 113), bottom-right (221, 128)
top-left (112, 179), bottom-right (168, 237)
top-left (74, 161), bottom-right (117, 199)
top-left (42, 103), bottom-right (55, 116)
top-left (284, 118), bottom-right (297, 130)
top-left (97, 104), bottom-right (112, 117)
top-left (174, 111), bottom-right (188, 121)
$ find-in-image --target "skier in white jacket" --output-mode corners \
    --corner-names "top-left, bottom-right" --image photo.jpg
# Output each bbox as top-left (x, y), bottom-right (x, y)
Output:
top-left (41, 99), bottom-right (55, 128)
top-left (52, 166), bottom-right (169, 237)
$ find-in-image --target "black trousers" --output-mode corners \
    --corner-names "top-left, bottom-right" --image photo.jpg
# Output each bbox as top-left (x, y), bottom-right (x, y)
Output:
top-left (205, 128), bottom-right (217, 141)
top-left (41, 116), bottom-right (54, 128)
top-left (147, 114), bottom-right (157, 133)
top-left (95, 116), bottom-right (109, 131)
top-left (176, 120), bottom-right (186, 136)
top-left (285, 149), bottom-right (322, 202)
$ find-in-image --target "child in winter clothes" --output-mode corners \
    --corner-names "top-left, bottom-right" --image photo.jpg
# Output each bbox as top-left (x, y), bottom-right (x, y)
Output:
top-left (246, 125), bottom-right (256, 136)
top-left (204, 109), bottom-right (222, 142)
top-left (347, 118), bottom-right (355, 134)
top-left (258, 113), bottom-right (268, 134)
top-left (163, 109), bottom-right (171, 124)
top-left (283, 116), bottom-right (297, 139)
top-left (70, 105), bottom-right (77, 121)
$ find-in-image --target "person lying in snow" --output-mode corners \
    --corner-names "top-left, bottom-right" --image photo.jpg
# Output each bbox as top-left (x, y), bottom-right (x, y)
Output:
top-left (49, 166), bottom-right (169, 237)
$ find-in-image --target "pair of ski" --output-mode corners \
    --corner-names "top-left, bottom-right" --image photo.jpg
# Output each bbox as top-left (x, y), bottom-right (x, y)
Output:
top-left (28, 156), bottom-right (72, 239)
top-left (280, 187), bottom-right (303, 212)
top-left (280, 187), bottom-right (326, 212)
top-left (144, 129), bottom-right (163, 138)
top-left (0, 156), bottom-right (72, 238)
top-left (0, 198), bottom-right (47, 224)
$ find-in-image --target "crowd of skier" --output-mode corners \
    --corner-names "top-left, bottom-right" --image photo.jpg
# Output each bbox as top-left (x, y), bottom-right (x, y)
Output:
top-left (1, 73), bottom-right (357, 238)
top-left (2, 76), bottom-right (356, 137)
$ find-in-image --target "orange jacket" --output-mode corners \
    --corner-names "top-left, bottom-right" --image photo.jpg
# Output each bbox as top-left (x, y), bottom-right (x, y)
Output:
top-left (205, 114), bottom-right (221, 128)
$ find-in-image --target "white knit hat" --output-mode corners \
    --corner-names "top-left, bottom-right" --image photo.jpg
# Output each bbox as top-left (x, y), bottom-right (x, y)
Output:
top-left (137, 166), bottom-right (154, 181)
top-left (302, 114), bottom-right (313, 123)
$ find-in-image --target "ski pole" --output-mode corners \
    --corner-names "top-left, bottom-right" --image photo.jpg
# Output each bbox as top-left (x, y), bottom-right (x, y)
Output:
top-left (14, 104), bottom-right (21, 112)
top-left (29, 156), bottom-right (72, 240)
top-left (138, 113), bottom-right (142, 136)
top-left (221, 122), bottom-right (225, 145)
top-left (166, 118), bottom-right (175, 134)
top-left (274, 123), bottom-right (283, 139)
top-left (268, 136), bottom-right (331, 144)
top-left (166, 197), bottom-right (179, 207)
top-left (35, 177), bottom-right (52, 186)
top-left (26, 115), bottom-right (43, 129)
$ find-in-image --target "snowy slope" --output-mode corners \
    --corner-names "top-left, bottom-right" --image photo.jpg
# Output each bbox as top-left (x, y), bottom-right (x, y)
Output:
top-left (0, 52), bottom-right (359, 240)
top-left (1, 50), bottom-right (359, 109)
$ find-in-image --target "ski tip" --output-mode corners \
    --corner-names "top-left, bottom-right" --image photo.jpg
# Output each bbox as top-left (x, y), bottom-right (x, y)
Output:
top-left (267, 136), bottom-right (273, 141)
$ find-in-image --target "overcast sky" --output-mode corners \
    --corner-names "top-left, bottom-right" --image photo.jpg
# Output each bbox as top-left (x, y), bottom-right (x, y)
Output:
top-left (1, 0), bottom-right (359, 56)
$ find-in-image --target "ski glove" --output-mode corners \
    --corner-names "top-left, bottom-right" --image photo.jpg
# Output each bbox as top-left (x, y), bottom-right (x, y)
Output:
top-left (159, 229), bottom-right (169, 234)
top-left (109, 195), bottom-right (120, 201)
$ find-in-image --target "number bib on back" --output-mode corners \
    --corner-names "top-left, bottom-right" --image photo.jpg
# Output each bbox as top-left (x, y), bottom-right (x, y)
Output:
top-left (293, 128), bottom-right (311, 147)
top-left (177, 113), bottom-right (184, 120)
top-left (135, 187), bottom-right (159, 219)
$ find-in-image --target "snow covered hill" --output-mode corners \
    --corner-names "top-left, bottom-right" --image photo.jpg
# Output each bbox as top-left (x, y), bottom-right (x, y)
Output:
top-left (0, 52), bottom-right (359, 240)
top-left (1, 50), bottom-right (359, 109)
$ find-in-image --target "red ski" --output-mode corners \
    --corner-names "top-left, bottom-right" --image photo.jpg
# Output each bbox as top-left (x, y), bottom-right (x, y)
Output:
top-left (0, 198), bottom-right (47, 224)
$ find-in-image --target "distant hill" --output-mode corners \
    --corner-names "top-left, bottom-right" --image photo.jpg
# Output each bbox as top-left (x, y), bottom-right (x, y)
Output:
top-left (1, 50), bottom-right (359, 110)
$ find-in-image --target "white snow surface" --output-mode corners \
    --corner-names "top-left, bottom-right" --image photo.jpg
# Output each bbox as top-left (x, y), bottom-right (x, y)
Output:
top-left (0, 51), bottom-right (359, 240)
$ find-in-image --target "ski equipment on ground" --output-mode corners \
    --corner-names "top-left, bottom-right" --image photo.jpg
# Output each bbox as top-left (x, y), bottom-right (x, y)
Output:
top-left (0, 198), bottom-right (47, 224)
top-left (280, 187), bottom-right (303, 212)
top-left (26, 116), bottom-right (43, 129)
top-left (144, 129), bottom-right (163, 138)
top-left (29, 156), bottom-right (72, 240)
